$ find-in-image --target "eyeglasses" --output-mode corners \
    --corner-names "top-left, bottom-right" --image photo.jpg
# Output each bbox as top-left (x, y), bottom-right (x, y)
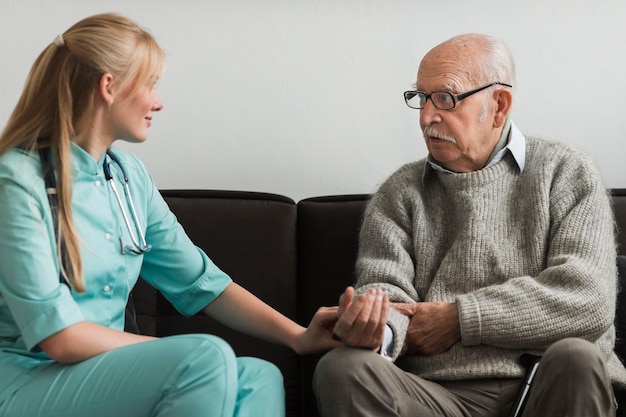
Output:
top-left (403, 82), bottom-right (512, 110)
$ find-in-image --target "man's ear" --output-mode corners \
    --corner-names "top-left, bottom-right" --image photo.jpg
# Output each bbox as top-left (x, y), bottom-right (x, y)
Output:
top-left (493, 88), bottom-right (513, 128)
top-left (97, 73), bottom-right (115, 106)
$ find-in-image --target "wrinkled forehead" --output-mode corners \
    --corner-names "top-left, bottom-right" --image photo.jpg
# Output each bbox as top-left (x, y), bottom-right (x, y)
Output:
top-left (416, 41), bottom-right (482, 91)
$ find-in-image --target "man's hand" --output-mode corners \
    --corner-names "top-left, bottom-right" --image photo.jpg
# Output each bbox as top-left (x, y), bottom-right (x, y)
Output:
top-left (333, 286), bottom-right (389, 349)
top-left (392, 302), bottom-right (460, 356)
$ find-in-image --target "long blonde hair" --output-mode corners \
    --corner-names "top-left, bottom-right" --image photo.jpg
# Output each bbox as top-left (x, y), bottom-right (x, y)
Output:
top-left (0, 13), bottom-right (165, 292)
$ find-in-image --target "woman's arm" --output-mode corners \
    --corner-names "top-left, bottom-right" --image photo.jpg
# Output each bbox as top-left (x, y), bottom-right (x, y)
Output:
top-left (202, 282), bottom-right (340, 355)
top-left (39, 322), bottom-right (156, 364)
top-left (40, 281), bottom-right (338, 364)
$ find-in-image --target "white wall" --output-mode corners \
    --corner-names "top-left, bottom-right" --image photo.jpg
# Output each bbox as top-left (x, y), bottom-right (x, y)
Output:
top-left (2, 0), bottom-right (625, 201)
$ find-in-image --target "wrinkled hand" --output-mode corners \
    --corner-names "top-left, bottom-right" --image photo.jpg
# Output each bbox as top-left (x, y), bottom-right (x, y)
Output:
top-left (296, 306), bottom-right (342, 355)
top-left (392, 302), bottom-right (460, 356)
top-left (333, 286), bottom-right (389, 349)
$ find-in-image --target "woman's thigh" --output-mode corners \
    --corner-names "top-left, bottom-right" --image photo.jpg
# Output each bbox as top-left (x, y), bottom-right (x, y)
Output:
top-left (1, 334), bottom-right (240, 417)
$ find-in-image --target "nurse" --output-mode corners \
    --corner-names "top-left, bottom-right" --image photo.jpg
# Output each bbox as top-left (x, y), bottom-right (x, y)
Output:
top-left (0, 13), bottom-right (339, 417)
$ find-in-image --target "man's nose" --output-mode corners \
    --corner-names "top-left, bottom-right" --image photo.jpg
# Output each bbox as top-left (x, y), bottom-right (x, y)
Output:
top-left (419, 99), bottom-right (440, 126)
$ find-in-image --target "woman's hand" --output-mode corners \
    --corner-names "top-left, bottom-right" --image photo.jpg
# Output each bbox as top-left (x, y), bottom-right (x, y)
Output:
top-left (293, 306), bottom-right (342, 355)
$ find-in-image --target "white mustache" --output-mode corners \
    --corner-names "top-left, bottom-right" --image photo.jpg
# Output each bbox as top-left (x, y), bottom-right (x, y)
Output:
top-left (423, 126), bottom-right (456, 143)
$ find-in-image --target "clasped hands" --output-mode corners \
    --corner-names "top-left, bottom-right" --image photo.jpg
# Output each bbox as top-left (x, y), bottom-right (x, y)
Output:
top-left (332, 286), bottom-right (461, 356)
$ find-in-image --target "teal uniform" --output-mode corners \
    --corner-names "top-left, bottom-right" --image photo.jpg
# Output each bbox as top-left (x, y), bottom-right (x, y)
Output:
top-left (0, 143), bottom-right (284, 416)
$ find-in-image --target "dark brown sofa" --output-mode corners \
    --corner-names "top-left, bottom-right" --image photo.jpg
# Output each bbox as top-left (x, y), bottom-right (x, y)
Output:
top-left (128, 189), bottom-right (626, 417)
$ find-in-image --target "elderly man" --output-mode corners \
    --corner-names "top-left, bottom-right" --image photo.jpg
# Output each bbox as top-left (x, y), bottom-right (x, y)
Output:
top-left (314, 33), bottom-right (626, 417)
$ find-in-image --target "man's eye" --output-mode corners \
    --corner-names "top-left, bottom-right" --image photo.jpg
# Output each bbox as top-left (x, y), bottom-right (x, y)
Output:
top-left (437, 93), bottom-right (453, 103)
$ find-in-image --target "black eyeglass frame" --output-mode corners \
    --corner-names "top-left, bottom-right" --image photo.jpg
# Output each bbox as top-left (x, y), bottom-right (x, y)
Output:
top-left (404, 82), bottom-right (513, 110)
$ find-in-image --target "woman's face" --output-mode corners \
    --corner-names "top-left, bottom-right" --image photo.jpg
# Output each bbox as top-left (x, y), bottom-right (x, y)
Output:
top-left (109, 79), bottom-right (163, 144)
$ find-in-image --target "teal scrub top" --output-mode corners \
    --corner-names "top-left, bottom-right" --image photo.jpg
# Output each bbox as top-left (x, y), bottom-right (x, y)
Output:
top-left (0, 143), bottom-right (232, 399)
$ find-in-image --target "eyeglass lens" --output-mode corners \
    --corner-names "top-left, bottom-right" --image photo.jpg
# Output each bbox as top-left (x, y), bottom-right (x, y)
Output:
top-left (405, 91), bottom-right (455, 110)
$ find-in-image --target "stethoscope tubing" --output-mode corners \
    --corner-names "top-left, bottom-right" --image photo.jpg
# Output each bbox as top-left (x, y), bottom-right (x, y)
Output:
top-left (103, 150), bottom-right (151, 254)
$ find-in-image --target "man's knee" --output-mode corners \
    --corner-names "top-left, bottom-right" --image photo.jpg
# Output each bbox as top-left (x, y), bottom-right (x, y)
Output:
top-left (541, 337), bottom-right (606, 378)
top-left (546, 337), bottom-right (599, 355)
top-left (314, 347), bottom-right (381, 391)
top-left (522, 338), bottom-right (615, 416)
top-left (314, 347), bottom-right (399, 416)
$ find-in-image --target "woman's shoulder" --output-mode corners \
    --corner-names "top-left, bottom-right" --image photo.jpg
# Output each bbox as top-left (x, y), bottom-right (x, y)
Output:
top-left (0, 148), bottom-right (47, 206)
top-left (0, 148), bottom-right (41, 182)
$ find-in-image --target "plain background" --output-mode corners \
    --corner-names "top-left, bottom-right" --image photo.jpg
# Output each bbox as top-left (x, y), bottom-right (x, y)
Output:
top-left (1, 0), bottom-right (625, 201)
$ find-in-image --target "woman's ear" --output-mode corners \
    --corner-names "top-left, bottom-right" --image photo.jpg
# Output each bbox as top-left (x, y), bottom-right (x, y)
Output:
top-left (493, 88), bottom-right (513, 128)
top-left (97, 73), bottom-right (115, 106)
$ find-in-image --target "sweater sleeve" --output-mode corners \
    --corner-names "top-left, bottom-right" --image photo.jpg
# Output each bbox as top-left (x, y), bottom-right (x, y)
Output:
top-left (354, 164), bottom-right (423, 358)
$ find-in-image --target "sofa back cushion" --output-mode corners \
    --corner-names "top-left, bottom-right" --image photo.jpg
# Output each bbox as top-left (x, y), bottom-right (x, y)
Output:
top-left (132, 189), bottom-right (300, 416)
top-left (296, 194), bottom-right (370, 417)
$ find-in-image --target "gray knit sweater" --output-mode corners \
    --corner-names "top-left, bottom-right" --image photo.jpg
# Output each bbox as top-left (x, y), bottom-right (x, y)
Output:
top-left (355, 136), bottom-right (626, 387)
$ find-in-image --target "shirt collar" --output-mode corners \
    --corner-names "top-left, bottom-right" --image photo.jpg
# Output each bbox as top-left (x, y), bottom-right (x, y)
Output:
top-left (422, 119), bottom-right (526, 184)
top-left (70, 141), bottom-right (106, 175)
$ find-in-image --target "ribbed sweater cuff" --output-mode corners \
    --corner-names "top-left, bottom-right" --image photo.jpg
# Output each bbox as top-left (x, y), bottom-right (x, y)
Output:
top-left (387, 307), bottom-right (410, 360)
top-left (456, 293), bottom-right (481, 346)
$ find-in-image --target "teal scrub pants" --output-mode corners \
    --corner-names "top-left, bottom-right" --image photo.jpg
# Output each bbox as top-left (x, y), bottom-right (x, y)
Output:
top-left (0, 334), bottom-right (285, 417)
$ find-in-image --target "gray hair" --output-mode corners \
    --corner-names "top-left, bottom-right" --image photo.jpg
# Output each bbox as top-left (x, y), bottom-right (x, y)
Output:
top-left (444, 34), bottom-right (516, 121)
top-left (442, 33), bottom-right (516, 89)
top-left (481, 35), bottom-right (516, 88)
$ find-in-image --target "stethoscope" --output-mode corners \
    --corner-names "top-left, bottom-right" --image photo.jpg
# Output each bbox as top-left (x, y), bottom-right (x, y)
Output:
top-left (103, 150), bottom-right (152, 255)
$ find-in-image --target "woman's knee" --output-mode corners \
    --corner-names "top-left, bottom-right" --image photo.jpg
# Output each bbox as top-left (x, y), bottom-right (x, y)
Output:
top-left (236, 357), bottom-right (285, 413)
top-left (168, 334), bottom-right (237, 365)
top-left (157, 334), bottom-right (240, 391)
top-left (237, 356), bottom-right (283, 389)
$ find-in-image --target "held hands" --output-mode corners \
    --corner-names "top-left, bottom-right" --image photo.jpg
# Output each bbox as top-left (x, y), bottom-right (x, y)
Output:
top-left (295, 306), bottom-right (342, 355)
top-left (392, 301), bottom-right (461, 356)
top-left (291, 286), bottom-right (390, 354)
top-left (332, 286), bottom-right (389, 349)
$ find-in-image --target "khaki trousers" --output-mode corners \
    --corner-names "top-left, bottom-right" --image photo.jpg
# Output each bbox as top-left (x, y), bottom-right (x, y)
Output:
top-left (313, 338), bottom-right (615, 417)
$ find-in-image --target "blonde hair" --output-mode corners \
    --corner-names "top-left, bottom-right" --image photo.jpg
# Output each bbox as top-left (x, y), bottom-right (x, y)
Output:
top-left (0, 13), bottom-right (165, 292)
